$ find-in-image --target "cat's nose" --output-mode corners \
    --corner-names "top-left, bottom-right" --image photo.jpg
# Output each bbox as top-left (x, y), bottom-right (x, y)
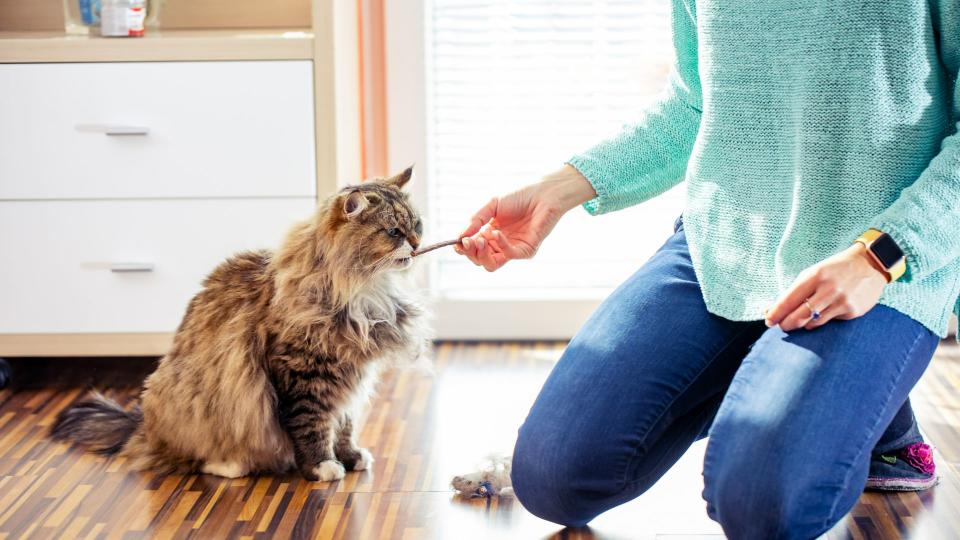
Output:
top-left (408, 237), bottom-right (420, 251)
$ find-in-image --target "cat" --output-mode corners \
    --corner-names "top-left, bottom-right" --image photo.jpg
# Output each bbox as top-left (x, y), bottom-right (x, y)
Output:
top-left (51, 167), bottom-right (431, 481)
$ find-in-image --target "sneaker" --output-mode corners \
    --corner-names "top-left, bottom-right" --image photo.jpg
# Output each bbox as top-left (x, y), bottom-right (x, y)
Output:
top-left (866, 442), bottom-right (939, 491)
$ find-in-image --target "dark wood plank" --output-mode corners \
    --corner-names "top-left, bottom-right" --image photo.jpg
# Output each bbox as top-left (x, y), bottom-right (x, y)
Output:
top-left (0, 342), bottom-right (958, 539)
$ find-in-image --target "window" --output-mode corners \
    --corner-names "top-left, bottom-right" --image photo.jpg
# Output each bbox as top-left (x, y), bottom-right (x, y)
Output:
top-left (427, 0), bottom-right (684, 300)
top-left (384, 0), bottom-right (686, 337)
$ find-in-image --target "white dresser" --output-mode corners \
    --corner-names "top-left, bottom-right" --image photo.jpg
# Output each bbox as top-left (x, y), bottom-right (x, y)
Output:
top-left (0, 60), bottom-right (318, 355)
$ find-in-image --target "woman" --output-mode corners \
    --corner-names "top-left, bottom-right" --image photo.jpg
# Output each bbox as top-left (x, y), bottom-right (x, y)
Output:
top-left (454, 1), bottom-right (958, 538)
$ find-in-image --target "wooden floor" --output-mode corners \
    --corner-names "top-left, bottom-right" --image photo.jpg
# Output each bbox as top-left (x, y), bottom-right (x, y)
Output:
top-left (1, 342), bottom-right (959, 539)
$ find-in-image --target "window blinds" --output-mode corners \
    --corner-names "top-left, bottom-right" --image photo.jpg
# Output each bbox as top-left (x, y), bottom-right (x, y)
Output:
top-left (428, 0), bottom-right (684, 299)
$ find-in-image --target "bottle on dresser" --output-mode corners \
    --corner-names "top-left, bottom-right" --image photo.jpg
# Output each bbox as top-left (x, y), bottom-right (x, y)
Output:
top-left (100, 0), bottom-right (147, 37)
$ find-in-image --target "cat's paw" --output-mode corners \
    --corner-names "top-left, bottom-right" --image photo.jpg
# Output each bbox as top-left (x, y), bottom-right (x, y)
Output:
top-left (337, 447), bottom-right (374, 471)
top-left (201, 461), bottom-right (248, 479)
top-left (351, 448), bottom-right (374, 471)
top-left (309, 460), bottom-right (346, 482)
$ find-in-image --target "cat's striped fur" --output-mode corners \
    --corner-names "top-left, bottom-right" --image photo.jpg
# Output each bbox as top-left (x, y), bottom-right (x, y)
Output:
top-left (51, 168), bottom-right (431, 481)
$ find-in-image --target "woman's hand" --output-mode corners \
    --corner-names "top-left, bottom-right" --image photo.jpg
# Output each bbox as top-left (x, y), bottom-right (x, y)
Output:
top-left (765, 243), bottom-right (890, 331)
top-left (456, 165), bottom-right (596, 272)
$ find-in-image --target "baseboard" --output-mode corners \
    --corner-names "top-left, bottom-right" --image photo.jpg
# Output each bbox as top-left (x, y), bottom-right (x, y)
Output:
top-left (0, 333), bottom-right (172, 357)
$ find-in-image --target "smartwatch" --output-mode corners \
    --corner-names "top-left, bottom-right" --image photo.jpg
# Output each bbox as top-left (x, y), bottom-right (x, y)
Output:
top-left (855, 229), bottom-right (906, 282)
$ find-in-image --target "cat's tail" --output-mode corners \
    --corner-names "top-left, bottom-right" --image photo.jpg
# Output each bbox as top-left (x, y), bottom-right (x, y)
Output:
top-left (50, 391), bottom-right (142, 455)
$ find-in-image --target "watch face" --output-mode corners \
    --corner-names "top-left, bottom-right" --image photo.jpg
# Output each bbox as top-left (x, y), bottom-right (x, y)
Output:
top-left (872, 234), bottom-right (904, 268)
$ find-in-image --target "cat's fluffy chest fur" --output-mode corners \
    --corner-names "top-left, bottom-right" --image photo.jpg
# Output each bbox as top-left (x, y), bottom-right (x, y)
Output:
top-left (272, 270), bottom-right (427, 367)
top-left (344, 275), bottom-right (427, 358)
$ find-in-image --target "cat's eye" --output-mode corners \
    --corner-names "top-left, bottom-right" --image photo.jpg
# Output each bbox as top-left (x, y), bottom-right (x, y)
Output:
top-left (386, 228), bottom-right (401, 238)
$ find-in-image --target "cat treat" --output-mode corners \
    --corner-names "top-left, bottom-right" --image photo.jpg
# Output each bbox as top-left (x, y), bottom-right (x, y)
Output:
top-left (411, 238), bottom-right (462, 257)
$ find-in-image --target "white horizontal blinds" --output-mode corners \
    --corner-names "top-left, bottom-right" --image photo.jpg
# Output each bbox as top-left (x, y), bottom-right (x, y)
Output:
top-left (428, 0), bottom-right (684, 299)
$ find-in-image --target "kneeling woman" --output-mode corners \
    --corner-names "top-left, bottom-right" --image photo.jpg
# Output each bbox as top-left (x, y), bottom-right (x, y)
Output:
top-left (454, 0), bottom-right (958, 537)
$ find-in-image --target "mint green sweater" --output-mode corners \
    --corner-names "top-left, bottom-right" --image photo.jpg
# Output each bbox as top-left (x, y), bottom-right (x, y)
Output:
top-left (569, 0), bottom-right (960, 337)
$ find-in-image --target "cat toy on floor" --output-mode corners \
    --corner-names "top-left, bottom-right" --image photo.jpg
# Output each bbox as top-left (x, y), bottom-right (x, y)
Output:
top-left (450, 455), bottom-right (514, 498)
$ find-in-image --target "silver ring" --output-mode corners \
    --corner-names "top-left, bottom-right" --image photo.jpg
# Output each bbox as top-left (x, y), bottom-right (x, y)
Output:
top-left (804, 298), bottom-right (821, 321)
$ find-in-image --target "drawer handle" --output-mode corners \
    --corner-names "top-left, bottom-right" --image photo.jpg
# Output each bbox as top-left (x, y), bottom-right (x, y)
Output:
top-left (75, 124), bottom-right (150, 136)
top-left (109, 263), bottom-right (155, 273)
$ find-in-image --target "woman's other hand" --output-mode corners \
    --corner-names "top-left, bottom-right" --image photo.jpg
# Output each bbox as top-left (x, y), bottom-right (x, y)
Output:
top-left (456, 165), bottom-right (596, 272)
top-left (765, 243), bottom-right (890, 331)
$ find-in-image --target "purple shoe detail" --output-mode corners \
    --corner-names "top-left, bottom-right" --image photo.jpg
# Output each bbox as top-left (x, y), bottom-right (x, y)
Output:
top-left (902, 442), bottom-right (935, 475)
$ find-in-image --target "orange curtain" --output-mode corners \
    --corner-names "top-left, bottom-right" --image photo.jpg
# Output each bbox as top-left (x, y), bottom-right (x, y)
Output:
top-left (357, 0), bottom-right (388, 179)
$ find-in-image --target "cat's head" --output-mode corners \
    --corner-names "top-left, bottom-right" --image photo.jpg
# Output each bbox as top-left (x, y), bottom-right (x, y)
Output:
top-left (321, 166), bottom-right (422, 276)
top-left (274, 167), bottom-right (421, 309)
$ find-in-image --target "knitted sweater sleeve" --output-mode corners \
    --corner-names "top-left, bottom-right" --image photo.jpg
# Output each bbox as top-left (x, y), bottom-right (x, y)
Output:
top-left (567, 0), bottom-right (702, 216)
top-left (870, 1), bottom-right (960, 282)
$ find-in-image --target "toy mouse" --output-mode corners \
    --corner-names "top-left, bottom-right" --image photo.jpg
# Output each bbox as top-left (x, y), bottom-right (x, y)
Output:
top-left (450, 455), bottom-right (513, 498)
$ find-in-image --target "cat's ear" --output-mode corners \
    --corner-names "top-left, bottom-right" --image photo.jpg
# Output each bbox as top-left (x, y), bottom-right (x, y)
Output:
top-left (381, 166), bottom-right (413, 189)
top-left (342, 190), bottom-right (370, 220)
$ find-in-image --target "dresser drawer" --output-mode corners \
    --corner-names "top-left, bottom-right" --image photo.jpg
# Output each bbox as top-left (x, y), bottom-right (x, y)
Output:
top-left (0, 198), bottom-right (315, 333)
top-left (0, 61), bottom-right (316, 200)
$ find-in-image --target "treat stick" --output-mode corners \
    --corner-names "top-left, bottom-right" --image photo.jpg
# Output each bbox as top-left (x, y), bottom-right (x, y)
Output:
top-left (411, 238), bottom-right (462, 257)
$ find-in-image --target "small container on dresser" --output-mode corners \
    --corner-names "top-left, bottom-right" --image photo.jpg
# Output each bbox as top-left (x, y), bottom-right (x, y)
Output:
top-left (99, 0), bottom-right (147, 37)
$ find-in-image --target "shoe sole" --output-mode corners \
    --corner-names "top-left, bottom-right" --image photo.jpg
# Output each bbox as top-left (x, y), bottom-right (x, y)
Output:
top-left (865, 475), bottom-right (940, 492)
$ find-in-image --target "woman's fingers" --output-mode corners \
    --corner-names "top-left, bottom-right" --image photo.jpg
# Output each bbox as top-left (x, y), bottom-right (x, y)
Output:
top-left (765, 273), bottom-right (818, 327)
top-left (455, 217), bottom-right (525, 272)
top-left (473, 234), bottom-right (504, 272)
top-left (461, 198), bottom-right (499, 238)
top-left (803, 302), bottom-right (846, 330)
top-left (459, 233), bottom-right (502, 271)
top-left (779, 287), bottom-right (838, 331)
top-left (477, 242), bottom-right (500, 271)
top-left (459, 236), bottom-right (483, 266)
top-left (492, 230), bottom-right (529, 259)
top-left (455, 225), bottom-right (513, 271)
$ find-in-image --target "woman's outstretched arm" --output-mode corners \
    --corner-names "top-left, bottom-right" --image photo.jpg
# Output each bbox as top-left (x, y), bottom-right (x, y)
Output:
top-left (456, 0), bottom-right (703, 270)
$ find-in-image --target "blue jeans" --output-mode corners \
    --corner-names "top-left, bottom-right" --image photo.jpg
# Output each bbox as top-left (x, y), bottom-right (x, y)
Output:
top-left (511, 218), bottom-right (938, 539)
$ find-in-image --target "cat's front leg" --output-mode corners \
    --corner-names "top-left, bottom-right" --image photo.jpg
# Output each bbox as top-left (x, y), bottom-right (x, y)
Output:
top-left (334, 413), bottom-right (374, 471)
top-left (395, 305), bottom-right (432, 365)
top-left (278, 399), bottom-right (344, 482)
top-left (394, 333), bottom-right (432, 368)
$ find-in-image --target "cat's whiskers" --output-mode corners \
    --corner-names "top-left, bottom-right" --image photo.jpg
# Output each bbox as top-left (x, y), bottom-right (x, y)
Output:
top-left (347, 253), bottom-right (385, 272)
top-left (348, 248), bottom-right (404, 273)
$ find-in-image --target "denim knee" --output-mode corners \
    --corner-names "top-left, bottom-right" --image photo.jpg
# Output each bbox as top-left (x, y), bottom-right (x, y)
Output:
top-left (704, 430), bottom-right (800, 538)
top-left (511, 424), bottom-right (603, 528)
top-left (703, 420), bottom-right (854, 540)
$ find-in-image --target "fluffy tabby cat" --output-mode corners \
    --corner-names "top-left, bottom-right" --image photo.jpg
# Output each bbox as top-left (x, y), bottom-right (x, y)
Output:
top-left (51, 168), bottom-right (430, 481)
